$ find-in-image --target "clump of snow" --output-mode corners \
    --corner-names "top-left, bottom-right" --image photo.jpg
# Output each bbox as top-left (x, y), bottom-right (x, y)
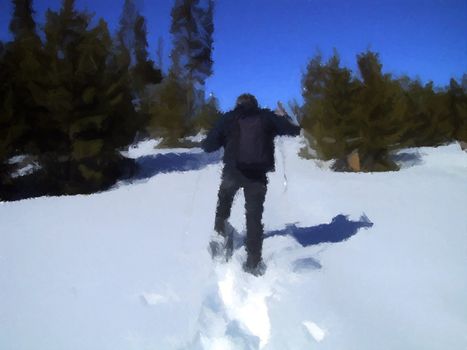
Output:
top-left (140, 289), bottom-right (180, 306)
top-left (303, 321), bottom-right (326, 342)
top-left (184, 131), bottom-right (207, 143)
top-left (7, 154), bottom-right (42, 178)
top-left (11, 162), bottom-right (42, 178)
top-left (8, 155), bottom-right (28, 164)
top-left (140, 292), bottom-right (168, 305)
top-left (120, 139), bottom-right (163, 158)
top-left (121, 138), bottom-right (206, 159)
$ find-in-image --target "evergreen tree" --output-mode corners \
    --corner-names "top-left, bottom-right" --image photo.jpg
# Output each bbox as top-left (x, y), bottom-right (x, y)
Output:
top-left (69, 19), bottom-right (136, 192)
top-left (40, 0), bottom-right (90, 181)
top-left (41, 0), bottom-right (137, 193)
top-left (458, 75), bottom-right (467, 143)
top-left (354, 51), bottom-right (406, 171)
top-left (132, 13), bottom-right (162, 93)
top-left (169, 0), bottom-right (215, 119)
top-left (401, 80), bottom-right (452, 147)
top-left (9, 0), bottom-right (37, 39)
top-left (3, 0), bottom-right (45, 156)
top-left (144, 0), bottom-right (215, 145)
top-left (301, 51), bottom-right (361, 165)
top-left (156, 36), bottom-right (164, 72)
top-left (191, 93), bottom-right (221, 133)
top-left (117, 0), bottom-right (161, 95)
top-left (0, 42), bottom-right (13, 186)
top-left (143, 72), bottom-right (190, 146)
top-left (198, 0), bottom-right (215, 83)
top-left (0, 0), bottom-right (50, 196)
top-left (447, 77), bottom-right (467, 144)
top-left (117, 0), bottom-right (139, 65)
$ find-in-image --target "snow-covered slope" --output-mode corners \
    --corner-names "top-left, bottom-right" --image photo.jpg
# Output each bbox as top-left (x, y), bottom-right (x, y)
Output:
top-left (1, 138), bottom-right (466, 350)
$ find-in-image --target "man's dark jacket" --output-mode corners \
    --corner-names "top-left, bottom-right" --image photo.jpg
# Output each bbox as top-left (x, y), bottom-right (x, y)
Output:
top-left (201, 107), bottom-right (301, 173)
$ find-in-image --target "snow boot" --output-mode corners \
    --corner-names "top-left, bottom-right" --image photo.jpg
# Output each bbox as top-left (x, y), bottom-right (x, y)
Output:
top-left (242, 259), bottom-right (267, 277)
top-left (208, 232), bottom-right (228, 261)
top-left (209, 219), bottom-right (235, 262)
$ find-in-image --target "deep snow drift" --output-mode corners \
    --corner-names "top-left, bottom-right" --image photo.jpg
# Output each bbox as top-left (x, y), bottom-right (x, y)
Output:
top-left (1, 137), bottom-right (466, 350)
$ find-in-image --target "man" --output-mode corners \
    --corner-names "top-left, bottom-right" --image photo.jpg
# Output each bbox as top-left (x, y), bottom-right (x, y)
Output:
top-left (201, 93), bottom-right (301, 276)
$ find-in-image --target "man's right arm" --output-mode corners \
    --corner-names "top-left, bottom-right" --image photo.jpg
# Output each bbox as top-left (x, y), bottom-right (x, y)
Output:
top-left (201, 114), bottom-right (226, 152)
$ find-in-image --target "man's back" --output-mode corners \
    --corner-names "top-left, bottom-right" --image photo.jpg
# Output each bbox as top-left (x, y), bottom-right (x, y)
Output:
top-left (202, 107), bottom-right (300, 173)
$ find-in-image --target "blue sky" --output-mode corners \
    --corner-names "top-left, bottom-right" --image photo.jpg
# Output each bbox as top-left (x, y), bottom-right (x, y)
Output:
top-left (1, 0), bottom-right (466, 111)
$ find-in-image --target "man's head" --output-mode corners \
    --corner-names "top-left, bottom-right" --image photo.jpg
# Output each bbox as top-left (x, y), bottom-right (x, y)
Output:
top-left (235, 93), bottom-right (259, 111)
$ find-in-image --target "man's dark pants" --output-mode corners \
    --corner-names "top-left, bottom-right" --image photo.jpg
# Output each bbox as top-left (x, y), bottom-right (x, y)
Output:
top-left (214, 167), bottom-right (267, 267)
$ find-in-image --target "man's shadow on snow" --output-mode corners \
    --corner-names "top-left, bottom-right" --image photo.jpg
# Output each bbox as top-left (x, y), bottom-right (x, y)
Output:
top-left (227, 214), bottom-right (373, 272)
top-left (130, 150), bottom-right (222, 181)
top-left (264, 214), bottom-right (373, 246)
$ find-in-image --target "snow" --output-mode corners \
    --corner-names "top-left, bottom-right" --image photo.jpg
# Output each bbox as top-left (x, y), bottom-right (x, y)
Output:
top-left (7, 154), bottom-right (42, 178)
top-left (121, 134), bottom-right (206, 160)
top-left (8, 155), bottom-right (28, 164)
top-left (10, 162), bottom-right (42, 178)
top-left (1, 138), bottom-right (467, 350)
top-left (120, 139), bottom-right (163, 158)
top-left (184, 132), bottom-right (207, 143)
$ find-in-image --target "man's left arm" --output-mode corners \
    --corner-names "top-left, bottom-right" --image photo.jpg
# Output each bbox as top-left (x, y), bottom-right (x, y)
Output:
top-left (269, 102), bottom-right (301, 137)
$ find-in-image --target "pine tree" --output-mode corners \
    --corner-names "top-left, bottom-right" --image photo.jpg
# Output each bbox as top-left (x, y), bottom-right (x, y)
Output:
top-left (198, 0), bottom-right (215, 85)
top-left (156, 36), bottom-right (164, 72)
top-left (117, 0), bottom-right (161, 95)
top-left (117, 0), bottom-right (139, 65)
top-left (69, 19), bottom-right (137, 192)
top-left (301, 51), bottom-right (361, 165)
top-left (41, 0), bottom-right (137, 193)
top-left (40, 0), bottom-right (90, 185)
top-left (116, 0), bottom-right (162, 144)
top-left (143, 72), bottom-right (190, 146)
top-left (9, 0), bottom-right (37, 39)
top-left (354, 51), bottom-right (406, 171)
top-left (401, 80), bottom-right (452, 147)
top-left (144, 0), bottom-right (215, 145)
top-left (169, 0), bottom-right (215, 119)
top-left (132, 13), bottom-right (162, 93)
top-left (0, 42), bottom-right (14, 187)
top-left (0, 0), bottom-right (51, 196)
top-left (447, 77), bottom-right (467, 144)
top-left (191, 93), bottom-right (221, 133)
top-left (3, 0), bottom-right (46, 156)
top-left (458, 75), bottom-right (467, 143)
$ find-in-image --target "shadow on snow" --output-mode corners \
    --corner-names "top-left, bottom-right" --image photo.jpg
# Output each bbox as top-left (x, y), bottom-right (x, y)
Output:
top-left (230, 214), bottom-right (373, 251)
top-left (265, 213), bottom-right (373, 246)
top-left (226, 214), bottom-right (373, 272)
top-left (390, 150), bottom-right (424, 168)
top-left (131, 150), bottom-right (222, 180)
